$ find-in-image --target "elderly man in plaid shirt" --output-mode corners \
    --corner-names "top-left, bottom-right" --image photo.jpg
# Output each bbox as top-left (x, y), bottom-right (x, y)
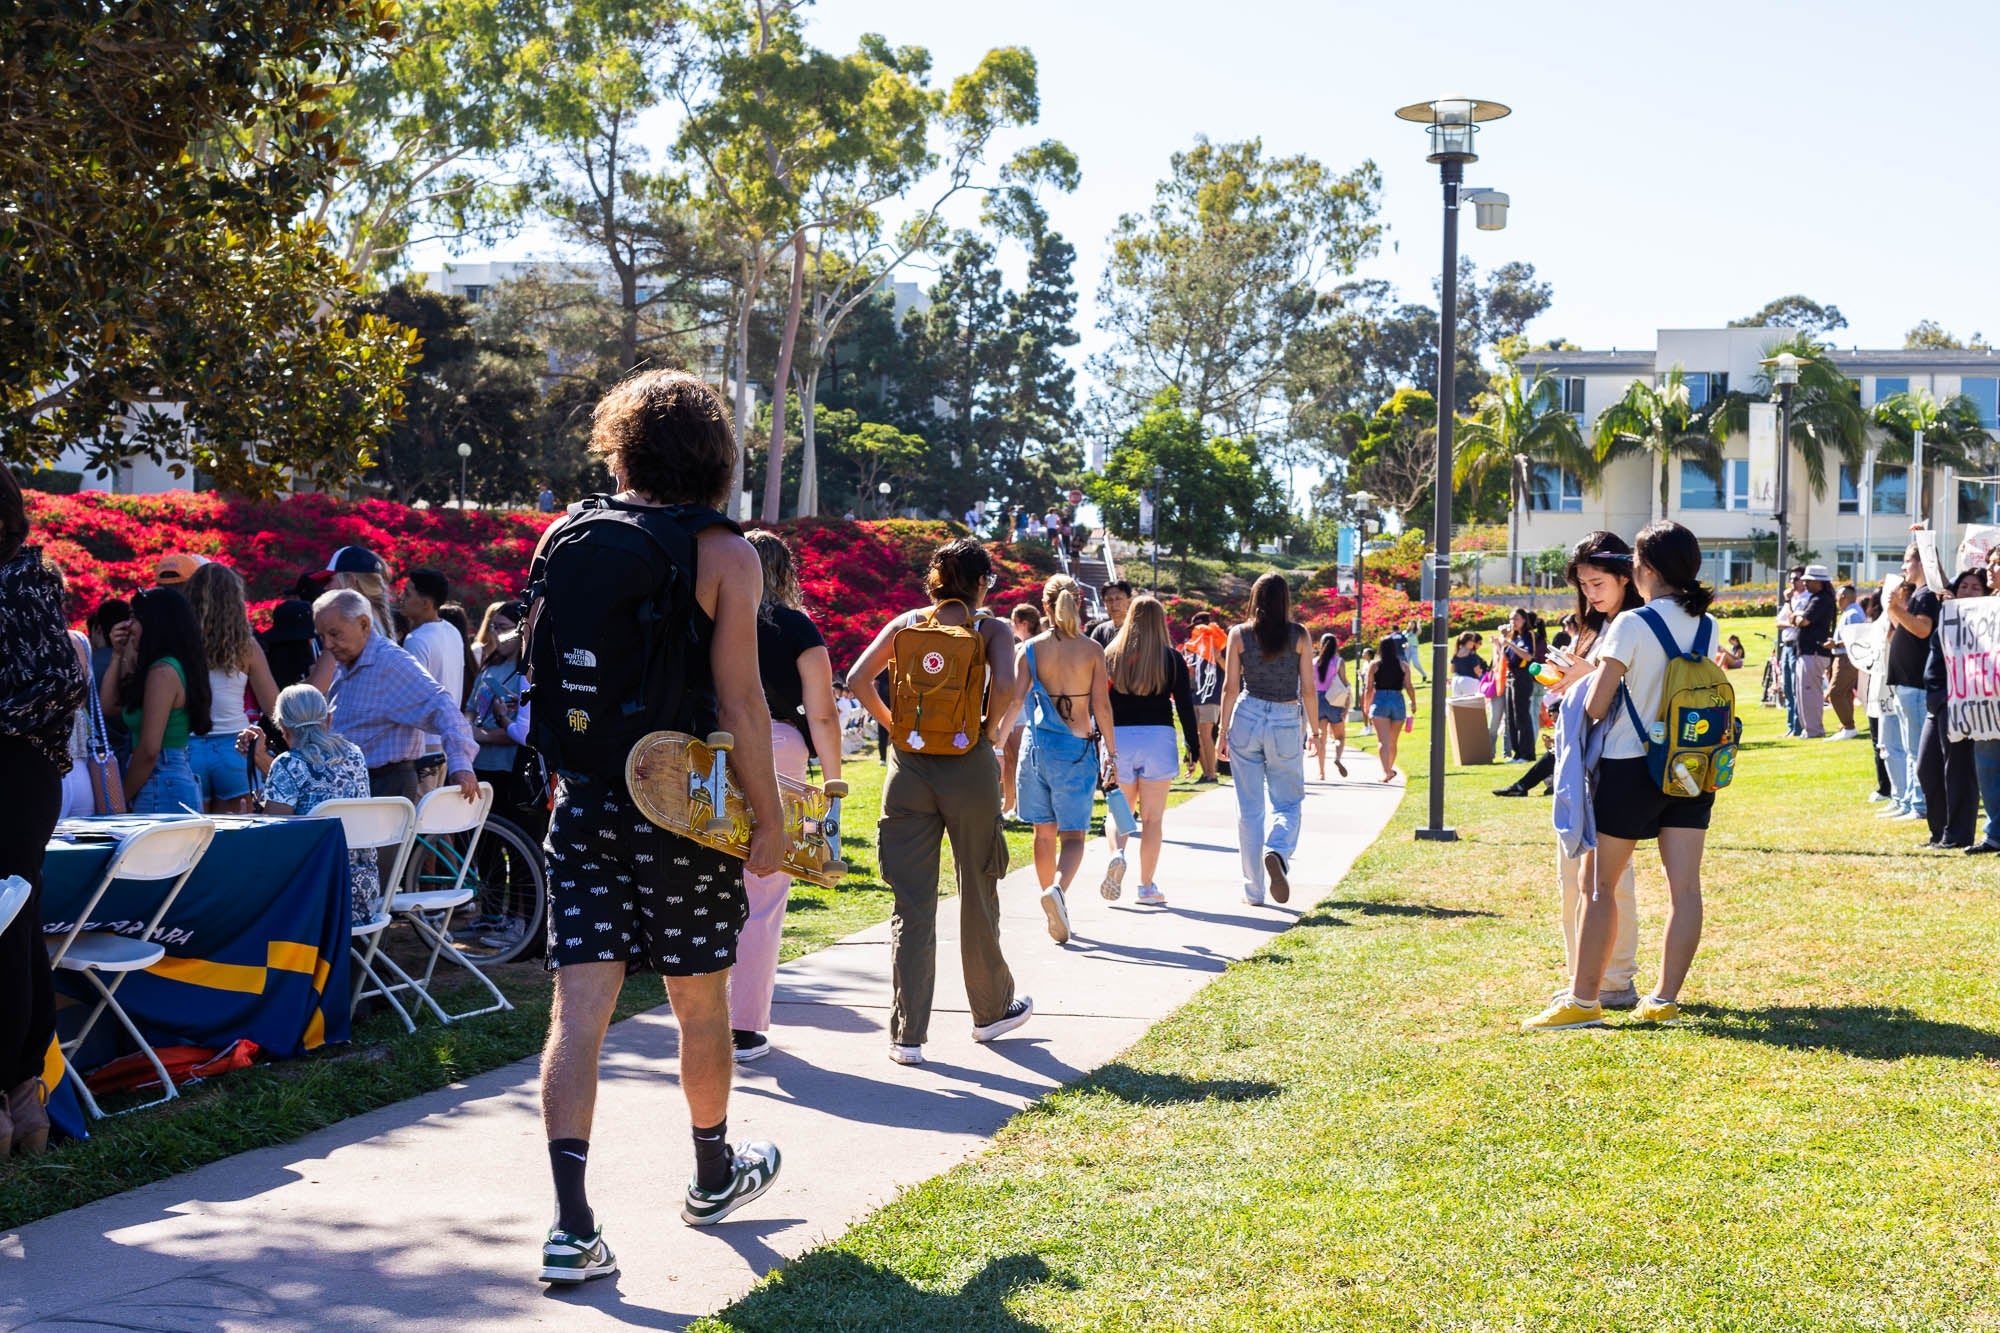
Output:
top-left (312, 588), bottom-right (479, 804)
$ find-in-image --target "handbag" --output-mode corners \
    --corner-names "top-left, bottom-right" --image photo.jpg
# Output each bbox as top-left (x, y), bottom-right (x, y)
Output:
top-left (1478, 669), bottom-right (1498, 700)
top-left (83, 678), bottom-right (126, 815)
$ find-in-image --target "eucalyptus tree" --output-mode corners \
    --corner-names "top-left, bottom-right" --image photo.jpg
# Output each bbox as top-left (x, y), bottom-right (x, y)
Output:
top-left (1454, 370), bottom-right (1596, 582)
top-left (1593, 365), bottom-right (1724, 523)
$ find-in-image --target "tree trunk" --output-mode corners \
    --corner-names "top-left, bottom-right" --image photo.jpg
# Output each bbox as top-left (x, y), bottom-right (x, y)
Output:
top-left (1509, 464), bottom-right (1523, 585)
top-left (728, 254), bottom-right (756, 516)
top-left (1655, 452), bottom-right (1666, 525)
top-left (796, 364), bottom-right (820, 518)
top-left (761, 232), bottom-right (808, 523)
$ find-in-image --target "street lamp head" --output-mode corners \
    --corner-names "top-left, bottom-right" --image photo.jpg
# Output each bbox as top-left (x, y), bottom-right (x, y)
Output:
top-left (1761, 351), bottom-right (1805, 388)
top-left (456, 442), bottom-right (472, 458)
top-left (1394, 97), bottom-right (1511, 163)
top-left (1461, 189), bottom-right (1510, 230)
top-left (877, 481), bottom-right (892, 495)
top-left (1151, 465), bottom-right (1165, 484)
top-left (1352, 489), bottom-right (1373, 511)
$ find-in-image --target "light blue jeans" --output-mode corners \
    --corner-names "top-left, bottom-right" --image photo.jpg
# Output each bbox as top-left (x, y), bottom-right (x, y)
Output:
top-left (1228, 697), bottom-right (1305, 898)
top-left (1885, 685), bottom-right (1929, 814)
top-left (1974, 740), bottom-right (2000, 848)
top-left (131, 747), bottom-right (201, 815)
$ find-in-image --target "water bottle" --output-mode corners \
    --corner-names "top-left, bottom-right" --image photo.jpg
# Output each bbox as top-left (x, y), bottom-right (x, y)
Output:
top-left (1104, 785), bottom-right (1140, 837)
top-left (1529, 662), bottom-right (1565, 687)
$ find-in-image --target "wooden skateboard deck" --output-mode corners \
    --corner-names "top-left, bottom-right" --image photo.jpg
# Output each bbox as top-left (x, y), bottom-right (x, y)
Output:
top-left (625, 730), bottom-right (849, 888)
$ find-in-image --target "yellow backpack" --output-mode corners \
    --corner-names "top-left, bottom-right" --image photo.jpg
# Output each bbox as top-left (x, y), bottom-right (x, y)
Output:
top-left (888, 601), bottom-right (988, 754)
top-left (1617, 608), bottom-right (1740, 796)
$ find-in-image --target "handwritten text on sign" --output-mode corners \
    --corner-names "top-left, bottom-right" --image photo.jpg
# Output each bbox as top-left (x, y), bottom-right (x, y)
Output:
top-left (1944, 598), bottom-right (2000, 743)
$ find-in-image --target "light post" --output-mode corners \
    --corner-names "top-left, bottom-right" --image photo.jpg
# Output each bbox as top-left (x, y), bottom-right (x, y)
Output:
top-left (1151, 464), bottom-right (1165, 592)
top-left (1763, 352), bottom-right (1802, 573)
top-left (877, 479), bottom-right (892, 518)
top-left (1350, 490), bottom-right (1376, 646)
top-left (456, 441), bottom-right (472, 510)
top-left (1395, 95), bottom-right (1512, 844)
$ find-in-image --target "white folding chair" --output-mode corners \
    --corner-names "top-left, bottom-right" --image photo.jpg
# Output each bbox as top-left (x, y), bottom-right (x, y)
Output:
top-left (0, 876), bottom-right (29, 935)
top-left (385, 782), bottom-right (512, 1024)
top-left (44, 820), bottom-right (217, 1117)
top-left (311, 797), bottom-right (418, 1035)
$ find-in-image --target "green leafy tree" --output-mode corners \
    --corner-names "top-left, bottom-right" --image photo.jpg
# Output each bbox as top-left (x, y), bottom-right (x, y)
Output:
top-left (354, 286), bottom-right (548, 505)
top-left (1344, 388), bottom-right (1437, 529)
top-left (0, 0), bottom-right (418, 493)
top-left (1593, 365), bottom-right (1724, 523)
top-left (1872, 388), bottom-right (1995, 517)
top-left (898, 234), bottom-right (1014, 515)
top-left (1728, 295), bottom-right (1848, 335)
top-left (1093, 137), bottom-right (1383, 438)
top-left (1904, 319), bottom-right (1992, 351)
top-left (1091, 391), bottom-right (1285, 580)
top-left (1712, 334), bottom-right (1869, 500)
top-left (1454, 370), bottom-right (1595, 581)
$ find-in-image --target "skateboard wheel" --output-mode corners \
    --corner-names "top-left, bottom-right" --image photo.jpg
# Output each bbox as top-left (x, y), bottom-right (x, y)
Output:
top-left (823, 779), bottom-right (848, 798)
top-left (706, 730), bottom-right (734, 752)
top-left (703, 816), bottom-right (733, 836)
top-left (824, 859), bottom-right (848, 878)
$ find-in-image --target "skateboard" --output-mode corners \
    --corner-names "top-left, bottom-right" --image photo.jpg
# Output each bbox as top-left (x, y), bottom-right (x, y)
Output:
top-left (625, 730), bottom-right (849, 888)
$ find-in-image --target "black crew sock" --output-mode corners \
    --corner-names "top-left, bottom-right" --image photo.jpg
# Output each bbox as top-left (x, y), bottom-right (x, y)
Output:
top-left (693, 1120), bottom-right (732, 1194)
top-left (548, 1138), bottom-right (594, 1236)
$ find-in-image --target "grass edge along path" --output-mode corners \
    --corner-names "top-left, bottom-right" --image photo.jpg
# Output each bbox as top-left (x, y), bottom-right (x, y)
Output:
top-left (698, 665), bottom-right (2000, 1331)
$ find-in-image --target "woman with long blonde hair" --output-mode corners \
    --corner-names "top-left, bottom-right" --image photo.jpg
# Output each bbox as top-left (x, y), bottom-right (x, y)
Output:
top-left (185, 562), bottom-right (280, 813)
top-left (1100, 595), bottom-right (1197, 906)
top-left (1009, 573), bottom-right (1116, 943)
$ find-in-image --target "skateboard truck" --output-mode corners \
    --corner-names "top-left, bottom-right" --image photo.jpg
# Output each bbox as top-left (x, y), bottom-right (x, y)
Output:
top-left (699, 731), bottom-right (735, 835)
top-left (822, 779), bottom-right (848, 878)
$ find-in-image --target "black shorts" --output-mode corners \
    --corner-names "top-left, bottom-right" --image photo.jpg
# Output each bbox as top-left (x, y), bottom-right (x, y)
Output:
top-left (543, 777), bottom-right (747, 976)
top-left (1593, 756), bottom-right (1714, 842)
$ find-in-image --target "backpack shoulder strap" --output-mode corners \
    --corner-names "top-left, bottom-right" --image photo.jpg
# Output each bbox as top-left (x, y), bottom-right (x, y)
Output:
top-left (1691, 616), bottom-right (1715, 659)
top-left (1618, 680), bottom-right (1650, 746)
top-left (1634, 605), bottom-right (1689, 660)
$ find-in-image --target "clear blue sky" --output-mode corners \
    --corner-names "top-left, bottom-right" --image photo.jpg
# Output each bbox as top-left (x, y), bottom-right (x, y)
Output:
top-left (423, 0), bottom-right (2000, 366)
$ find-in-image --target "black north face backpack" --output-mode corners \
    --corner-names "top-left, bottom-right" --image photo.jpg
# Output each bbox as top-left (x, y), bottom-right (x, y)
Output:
top-left (524, 497), bottom-right (739, 784)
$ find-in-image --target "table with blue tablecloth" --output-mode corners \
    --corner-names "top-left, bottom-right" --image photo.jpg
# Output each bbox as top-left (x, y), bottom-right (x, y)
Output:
top-left (39, 815), bottom-right (354, 1131)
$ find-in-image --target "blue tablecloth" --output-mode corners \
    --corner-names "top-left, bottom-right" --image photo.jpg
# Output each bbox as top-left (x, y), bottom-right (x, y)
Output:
top-left (41, 815), bottom-right (354, 1086)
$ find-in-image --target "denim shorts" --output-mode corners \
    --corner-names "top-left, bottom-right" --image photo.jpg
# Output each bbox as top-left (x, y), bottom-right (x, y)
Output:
top-left (131, 748), bottom-right (202, 815)
top-left (1370, 691), bottom-right (1408, 723)
top-left (187, 731), bottom-right (252, 802)
top-left (1114, 725), bottom-right (1179, 784)
top-left (1017, 725), bottom-right (1097, 831)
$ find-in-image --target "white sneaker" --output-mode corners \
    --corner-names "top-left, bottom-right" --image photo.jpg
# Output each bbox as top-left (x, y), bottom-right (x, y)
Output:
top-left (1867, 791), bottom-right (1890, 803)
top-left (1876, 803), bottom-right (1908, 818)
top-left (1040, 886), bottom-right (1071, 943)
top-left (888, 1043), bottom-right (924, 1065)
top-left (971, 996), bottom-right (1034, 1043)
top-left (1826, 728), bottom-right (1861, 741)
top-left (1135, 883), bottom-right (1167, 906)
top-left (1100, 852), bottom-right (1127, 902)
top-left (1892, 809), bottom-right (1925, 822)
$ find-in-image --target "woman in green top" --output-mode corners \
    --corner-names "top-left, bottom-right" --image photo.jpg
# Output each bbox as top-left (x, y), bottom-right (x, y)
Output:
top-left (101, 587), bottom-right (213, 813)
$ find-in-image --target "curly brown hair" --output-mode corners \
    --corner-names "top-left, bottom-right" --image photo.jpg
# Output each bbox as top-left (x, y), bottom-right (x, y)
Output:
top-left (588, 368), bottom-right (739, 507)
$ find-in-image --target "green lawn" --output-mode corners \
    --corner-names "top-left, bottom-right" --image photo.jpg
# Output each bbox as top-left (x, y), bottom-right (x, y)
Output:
top-left (700, 622), bottom-right (2000, 1332)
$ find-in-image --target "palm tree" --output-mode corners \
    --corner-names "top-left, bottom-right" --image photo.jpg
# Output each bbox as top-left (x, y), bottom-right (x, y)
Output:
top-left (1871, 387), bottom-right (1994, 520)
top-left (1455, 369), bottom-right (1596, 582)
top-left (1712, 333), bottom-right (1869, 502)
top-left (1593, 365), bottom-right (1725, 523)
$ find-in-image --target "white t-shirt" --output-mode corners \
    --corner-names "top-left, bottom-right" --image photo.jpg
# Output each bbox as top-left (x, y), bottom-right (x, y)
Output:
top-left (1596, 598), bottom-right (1719, 761)
top-left (403, 620), bottom-right (465, 753)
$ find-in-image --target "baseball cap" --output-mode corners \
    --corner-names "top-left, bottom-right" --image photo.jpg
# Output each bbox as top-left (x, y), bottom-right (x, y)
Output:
top-left (304, 546), bottom-right (387, 585)
top-left (155, 553), bottom-right (210, 586)
top-left (264, 599), bottom-right (317, 644)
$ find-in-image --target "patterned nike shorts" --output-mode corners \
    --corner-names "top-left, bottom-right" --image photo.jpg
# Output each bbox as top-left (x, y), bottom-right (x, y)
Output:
top-left (543, 777), bottom-right (747, 976)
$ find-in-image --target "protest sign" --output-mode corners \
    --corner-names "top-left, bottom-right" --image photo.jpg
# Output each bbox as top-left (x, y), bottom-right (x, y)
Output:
top-left (1915, 529), bottom-right (1945, 592)
top-left (1943, 597), bottom-right (2000, 742)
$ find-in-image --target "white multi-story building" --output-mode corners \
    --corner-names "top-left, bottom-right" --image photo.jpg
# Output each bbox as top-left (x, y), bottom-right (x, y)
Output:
top-left (1510, 328), bottom-right (2000, 586)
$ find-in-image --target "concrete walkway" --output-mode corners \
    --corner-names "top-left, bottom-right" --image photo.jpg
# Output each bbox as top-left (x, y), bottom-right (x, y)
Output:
top-left (3, 775), bottom-right (1402, 1332)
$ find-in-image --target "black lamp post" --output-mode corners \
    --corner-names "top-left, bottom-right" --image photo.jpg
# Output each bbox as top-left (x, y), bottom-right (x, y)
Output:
top-left (456, 441), bottom-right (472, 510)
top-left (1395, 96), bottom-right (1512, 844)
top-left (1350, 490), bottom-right (1375, 646)
top-left (1151, 464), bottom-right (1165, 592)
top-left (1762, 351), bottom-right (1802, 573)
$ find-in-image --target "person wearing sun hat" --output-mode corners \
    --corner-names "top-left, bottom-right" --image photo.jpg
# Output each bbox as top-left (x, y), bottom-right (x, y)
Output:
top-left (1793, 563), bottom-right (1837, 740)
top-left (154, 553), bottom-right (209, 587)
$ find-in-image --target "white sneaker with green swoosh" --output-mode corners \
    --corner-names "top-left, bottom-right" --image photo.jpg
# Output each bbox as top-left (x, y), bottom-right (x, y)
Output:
top-left (540, 1225), bottom-right (617, 1283)
top-left (681, 1140), bottom-right (782, 1226)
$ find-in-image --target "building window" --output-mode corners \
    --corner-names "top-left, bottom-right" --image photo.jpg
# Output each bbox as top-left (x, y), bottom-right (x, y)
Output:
top-left (1872, 464), bottom-right (1908, 514)
top-left (1683, 372), bottom-right (1727, 410)
top-left (1838, 465), bottom-right (1859, 515)
top-left (1962, 377), bottom-right (2000, 428)
top-left (459, 284), bottom-right (488, 304)
top-left (1961, 478), bottom-right (2000, 525)
top-left (1873, 376), bottom-right (1909, 403)
top-left (1725, 458), bottom-right (1748, 510)
top-left (1527, 464), bottom-right (1583, 513)
top-left (1561, 377), bottom-right (1587, 413)
top-left (1699, 547), bottom-right (1754, 586)
top-left (1680, 460), bottom-right (1723, 511)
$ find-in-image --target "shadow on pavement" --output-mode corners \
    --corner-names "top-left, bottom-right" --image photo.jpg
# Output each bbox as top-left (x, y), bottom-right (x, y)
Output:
top-left (1684, 1004), bottom-right (2000, 1061)
top-left (714, 1251), bottom-right (1062, 1331)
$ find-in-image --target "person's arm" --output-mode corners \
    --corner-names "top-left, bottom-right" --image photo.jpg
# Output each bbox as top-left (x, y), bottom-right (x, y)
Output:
top-left (1170, 650), bottom-right (1199, 762)
top-left (981, 617), bottom-right (1019, 747)
top-left (1089, 642), bottom-right (1116, 778)
top-left (1582, 654), bottom-right (1630, 723)
top-left (246, 640), bottom-right (281, 719)
top-left (797, 645), bottom-right (842, 783)
top-left (400, 660), bottom-right (481, 800)
top-left (124, 663), bottom-right (181, 803)
top-left (101, 620), bottom-right (135, 721)
top-left (847, 614), bottom-right (908, 730)
top-left (1361, 663), bottom-right (1375, 714)
top-left (306, 649), bottom-right (337, 695)
top-left (1296, 631), bottom-right (1317, 731)
top-left (1217, 627), bottom-right (1242, 758)
top-left (1886, 585), bottom-right (1934, 639)
top-left (705, 534), bottom-right (783, 877)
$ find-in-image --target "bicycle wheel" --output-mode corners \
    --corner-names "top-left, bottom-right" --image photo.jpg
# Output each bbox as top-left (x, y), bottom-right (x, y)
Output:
top-left (441, 814), bottom-right (548, 965)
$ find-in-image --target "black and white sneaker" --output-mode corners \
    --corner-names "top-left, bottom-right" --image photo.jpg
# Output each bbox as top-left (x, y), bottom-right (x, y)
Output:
top-left (971, 996), bottom-right (1034, 1043)
top-left (681, 1140), bottom-right (782, 1226)
top-left (732, 1030), bottom-right (772, 1063)
top-left (540, 1225), bottom-right (617, 1283)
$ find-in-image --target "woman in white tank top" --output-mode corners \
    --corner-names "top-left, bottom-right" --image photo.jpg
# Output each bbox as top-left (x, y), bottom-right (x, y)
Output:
top-left (187, 564), bottom-right (280, 813)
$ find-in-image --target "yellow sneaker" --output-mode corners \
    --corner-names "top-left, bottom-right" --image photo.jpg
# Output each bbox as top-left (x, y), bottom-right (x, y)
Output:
top-left (1632, 996), bottom-right (1681, 1023)
top-left (1522, 997), bottom-right (1605, 1032)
